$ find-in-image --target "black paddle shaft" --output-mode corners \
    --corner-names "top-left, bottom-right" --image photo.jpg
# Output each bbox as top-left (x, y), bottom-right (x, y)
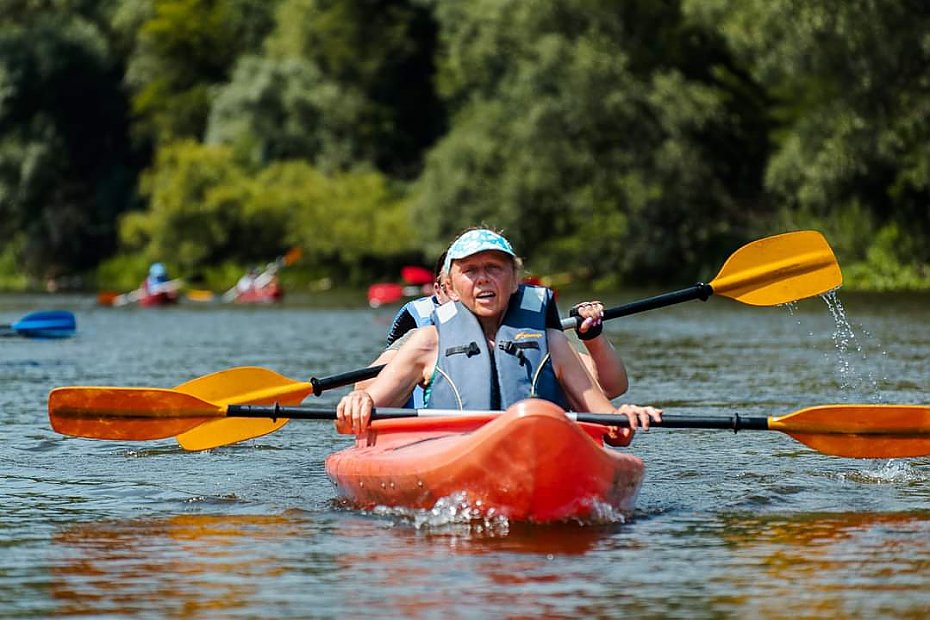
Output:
top-left (576, 412), bottom-right (770, 431)
top-left (226, 404), bottom-right (770, 432)
top-left (229, 403), bottom-right (417, 420)
top-left (561, 283), bottom-right (714, 329)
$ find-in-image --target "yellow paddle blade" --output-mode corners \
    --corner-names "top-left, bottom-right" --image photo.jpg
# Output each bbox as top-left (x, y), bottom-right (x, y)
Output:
top-left (174, 367), bottom-right (314, 451)
top-left (709, 230), bottom-right (842, 306)
top-left (770, 404), bottom-right (930, 458)
top-left (185, 289), bottom-right (216, 303)
top-left (48, 387), bottom-right (224, 441)
top-left (173, 367), bottom-right (313, 404)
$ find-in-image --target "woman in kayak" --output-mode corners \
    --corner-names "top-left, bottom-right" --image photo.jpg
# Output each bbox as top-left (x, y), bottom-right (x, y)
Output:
top-left (364, 251), bottom-right (630, 403)
top-left (338, 228), bottom-right (662, 445)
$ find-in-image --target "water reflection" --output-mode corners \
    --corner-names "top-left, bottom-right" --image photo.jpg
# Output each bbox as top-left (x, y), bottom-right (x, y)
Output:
top-left (715, 510), bottom-right (930, 616)
top-left (49, 509), bottom-right (623, 617)
top-left (330, 517), bottom-right (623, 617)
top-left (50, 513), bottom-right (310, 617)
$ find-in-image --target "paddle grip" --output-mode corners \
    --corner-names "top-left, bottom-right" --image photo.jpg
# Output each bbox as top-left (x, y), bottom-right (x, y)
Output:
top-left (310, 364), bottom-right (385, 395)
top-left (560, 283), bottom-right (713, 330)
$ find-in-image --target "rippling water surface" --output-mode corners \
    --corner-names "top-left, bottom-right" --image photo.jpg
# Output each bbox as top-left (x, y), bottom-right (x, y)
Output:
top-left (1, 291), bottom-right (928, 618)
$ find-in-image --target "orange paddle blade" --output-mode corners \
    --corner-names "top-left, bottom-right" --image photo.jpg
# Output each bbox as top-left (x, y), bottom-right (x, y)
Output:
top-left (48, 387), bottom-right (224, 441)
top-left (770, 404), bottom-right (930, 458)
top-left (173, 367), bottom-right (314, 451)
top-left (282, 246), bottom-right (303, 266)
top-left (96, 291), bottom-right (118, 306)
top-left (709, 230), bottom-right (842, 306)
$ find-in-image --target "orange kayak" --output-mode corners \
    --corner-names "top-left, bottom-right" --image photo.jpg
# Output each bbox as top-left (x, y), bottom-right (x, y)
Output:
top-left (324, 399), bottom-right (644, 522)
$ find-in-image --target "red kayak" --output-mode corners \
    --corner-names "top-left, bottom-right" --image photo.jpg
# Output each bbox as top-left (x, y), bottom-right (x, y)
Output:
top-left (234, 282), bottom-right (283, 304)
top-left (325, 399), bottom-right (644, 523)
top-left (139, 290), bottom-right (179, 307)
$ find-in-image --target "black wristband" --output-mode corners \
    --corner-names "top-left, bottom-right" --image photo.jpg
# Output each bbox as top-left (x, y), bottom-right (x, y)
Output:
top-left (569, 305), bottom-right (602, 340)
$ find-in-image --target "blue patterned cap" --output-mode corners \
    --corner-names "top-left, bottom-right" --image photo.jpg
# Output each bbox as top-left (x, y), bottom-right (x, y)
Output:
top-left (443, 229), bottom-right (515, 273)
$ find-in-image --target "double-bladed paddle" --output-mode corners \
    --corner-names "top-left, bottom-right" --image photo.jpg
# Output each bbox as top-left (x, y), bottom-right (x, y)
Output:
top-left (47, 386), bottom-right (930, 459)
top-left (53, 230), bottom-right (842, 450)
top-left (1, 310), bottom-right (76, 339)
top-left (179, 229), bottom-right (840, 449)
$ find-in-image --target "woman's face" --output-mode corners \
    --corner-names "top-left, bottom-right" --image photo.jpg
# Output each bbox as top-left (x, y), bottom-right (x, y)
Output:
top-left (448, 251), bottom-right (518, 319)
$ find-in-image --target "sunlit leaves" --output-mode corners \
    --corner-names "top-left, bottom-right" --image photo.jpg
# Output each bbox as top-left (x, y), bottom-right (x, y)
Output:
top-left (126, 140), bottom-right (415, 276)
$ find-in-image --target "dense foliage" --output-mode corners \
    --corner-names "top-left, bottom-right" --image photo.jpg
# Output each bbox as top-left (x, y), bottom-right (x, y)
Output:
top-left (0, 0), bottom-right (927, 290)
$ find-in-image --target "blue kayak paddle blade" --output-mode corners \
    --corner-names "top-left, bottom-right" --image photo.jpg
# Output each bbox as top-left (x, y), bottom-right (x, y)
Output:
top-left (11, 310), bottom-right (77, 339)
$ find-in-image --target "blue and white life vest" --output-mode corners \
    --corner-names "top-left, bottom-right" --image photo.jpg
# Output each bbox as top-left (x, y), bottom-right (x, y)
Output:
top-left (424, 285), bottom-right (568, 410)
top-left (388, 295), bottom-right (439, 408)
top-left (393, 296), bottom-right (437, 331)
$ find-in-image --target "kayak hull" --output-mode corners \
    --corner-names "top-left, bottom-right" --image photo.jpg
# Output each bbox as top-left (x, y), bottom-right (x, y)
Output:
top-left (140, 291), bottom-right (179, 307)
top-left (235, 283), bottom-right (283, 304)
top-left (325, 399), bottom-right (644, 522)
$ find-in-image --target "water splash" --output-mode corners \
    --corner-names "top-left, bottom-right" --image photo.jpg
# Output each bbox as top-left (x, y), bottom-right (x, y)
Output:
top-left (836, 460), bottom-right (929, 484)
top-left (372, 493), bottom-right (511, 534)
top-left (368, 492), bottom-right (629, 533)
top-left (820, 291), bottom-right (883, 402)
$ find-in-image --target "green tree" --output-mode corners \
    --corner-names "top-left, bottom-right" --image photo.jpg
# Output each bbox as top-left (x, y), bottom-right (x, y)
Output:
top-left (259, 0), bottom-right (444, 177)
top-left (685, 0), bottom-right (930, 280)
top-left (122, 140), bottom-right (417, 280)
top-left (417, 0), bottom-right (769, 283)
top-left (125, 0), bottom-right (279, 146)
top-left (205, 56), bottom-right (369, 172)
top-left (0, 2), bottom-right (137, 280)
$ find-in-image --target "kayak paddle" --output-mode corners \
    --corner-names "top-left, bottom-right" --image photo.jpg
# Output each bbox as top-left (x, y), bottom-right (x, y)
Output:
top-left (561, 229), bottom-right (841, 329)
top-left (175, 229), bottom-right (841, 449)
top-left (47, 387), bottom-right (930, 459)
top-left (171, 365), bottom-right (383, 449)
top-left (0, 310), bottom-right (76, 339)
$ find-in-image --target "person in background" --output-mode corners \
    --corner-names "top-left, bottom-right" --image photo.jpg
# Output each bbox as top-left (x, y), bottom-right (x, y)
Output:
top-left (236, 266), bottom-right (260, 295)
top-left (143, 263), bottom-right (171, 295)
top-left (139, 262), bottom-right (180, 305)
top-left (340, 228), bottom-right (661, 445)
top-left (359, 252), bottom-right (450, 407)
top-left (384, 251), bottom-right (450, 348)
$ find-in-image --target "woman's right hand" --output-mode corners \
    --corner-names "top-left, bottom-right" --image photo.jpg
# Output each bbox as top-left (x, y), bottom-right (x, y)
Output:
top-left (603, 404), bottom-right (663, 447)
top-left (336, 390), bottom-right (375, 435)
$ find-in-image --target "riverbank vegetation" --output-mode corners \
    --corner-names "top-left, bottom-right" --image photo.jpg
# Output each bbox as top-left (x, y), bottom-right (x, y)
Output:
top-left (1, 0), bottom-right (928, 292)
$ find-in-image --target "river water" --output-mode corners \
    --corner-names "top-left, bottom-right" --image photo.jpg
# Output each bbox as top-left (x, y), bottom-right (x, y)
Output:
top-left (1, 290), bottom-right (928, 618)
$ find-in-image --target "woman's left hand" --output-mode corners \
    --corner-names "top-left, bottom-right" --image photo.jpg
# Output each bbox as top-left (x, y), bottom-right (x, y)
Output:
top-left (571, 301), bottom-right (604, 340)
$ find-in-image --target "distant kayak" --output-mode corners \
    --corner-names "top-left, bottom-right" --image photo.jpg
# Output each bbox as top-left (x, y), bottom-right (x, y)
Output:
top-left (139, 289), bottom-right (179, 307)
top-left (98, 278), bottom-right (184, 307)
top-left (0, 310), bottom-right (76, 339)
top-left (325, 399), bottom-right (644, 523)
top-left (233, 282), bottom-right (283, 304)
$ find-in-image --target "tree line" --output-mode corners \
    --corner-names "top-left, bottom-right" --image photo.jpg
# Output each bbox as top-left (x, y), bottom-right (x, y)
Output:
top-left (1, 0), bottom-right (928, 291)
